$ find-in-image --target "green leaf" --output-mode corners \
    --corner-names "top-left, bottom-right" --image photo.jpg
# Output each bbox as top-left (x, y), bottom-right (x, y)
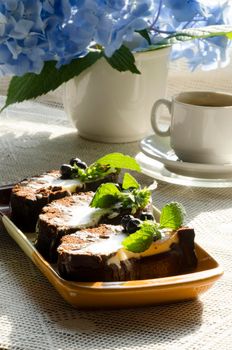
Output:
top-left (122, 228), bottom-right (153, 253)
top-left (133, 25), bottom-right (232, 53)
top-left (132, 188), bottom-right (151, 211)
top-left (137, 29), bottom-right (152, 45)
top-left (90, 179), bottom-right (151, 215)
top-left (122, 173), bottom-right (140, 190)
top-left (155, 25), bottom-right (232, 46)
top-left (122, 221), bottom-right (160, 253)
top-left (104, 45), bottom-right (140, 74)
top-left (122, 202), bottom-right (186, 253)
top-left (3, 51), bottom-right (103, 110)
top-left (96, 153), bottom-right (141, 172)
top-left (90, 183), bottom-right (121, 208)
top-left (159, 202), bottom-right (186, 230)
top-left (180, 25), bottom-right (232, 40)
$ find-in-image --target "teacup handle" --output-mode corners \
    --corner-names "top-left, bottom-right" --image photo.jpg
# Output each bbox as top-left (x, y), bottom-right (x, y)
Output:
top-left (151, 99), bottom-right (171, 137)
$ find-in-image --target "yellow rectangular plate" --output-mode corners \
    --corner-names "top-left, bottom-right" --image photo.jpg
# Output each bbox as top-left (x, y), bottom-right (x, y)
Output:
top-left (0, 185), bottom-right (223, 309)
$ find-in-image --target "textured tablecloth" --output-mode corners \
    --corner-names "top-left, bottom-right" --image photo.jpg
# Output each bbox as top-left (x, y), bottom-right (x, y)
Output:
top-left (1, 60), bottom-right (232, 350)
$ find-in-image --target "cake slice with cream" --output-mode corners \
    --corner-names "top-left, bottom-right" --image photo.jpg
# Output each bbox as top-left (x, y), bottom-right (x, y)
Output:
top-left (57, 203), bottom-right (197, 282)
top-left (35, 192), bottom-right (111, 261)
top-left (35, 176), bottom-right (153, 262)
top-left (10, 153), bottom-right (140, 231)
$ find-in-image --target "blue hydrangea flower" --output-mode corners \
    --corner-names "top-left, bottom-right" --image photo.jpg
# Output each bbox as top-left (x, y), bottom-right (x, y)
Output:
top-left (0, 0), bottom-right (47, 76)
top-left (163, 0), bottom-right (207, 23)
top-left (41, 0), bottom-right (155, 65)
top-left (168, 0), bottom-right (232, 70)
top-left (0, 0), bottom-right (231, 76)
top-left (99, 1), bottom-right (154, 56)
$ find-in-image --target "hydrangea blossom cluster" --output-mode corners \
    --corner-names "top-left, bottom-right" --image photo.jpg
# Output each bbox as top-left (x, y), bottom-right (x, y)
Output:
top-left (0, 0), bottom-right (156, 75)
top-left (0, 0), bottom-right (231, 77)
top-left (166, 0), bottom-right (232, 70)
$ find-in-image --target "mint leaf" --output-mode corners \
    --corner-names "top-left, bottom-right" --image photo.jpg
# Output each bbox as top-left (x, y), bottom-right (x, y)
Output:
top-left (90, 181), bottom-right (151, 213)
top-left (78, 153), bottom-right (140, 183)
top-left (104, 45), bottom-right (140, 74)
top-left (96, 153), bottom-right (141, 172)
top-left (122, 228), bottom-right (154, 253)
top-left (159, 202), bottom-right (186, 229)
top-left (131, 188), bottom-right (151, 213)
top-left (78, 163), bottom-right (116, 182)
top-left (139, 221), bottom-right (162, 240)
top-left (122, 202), bottom-right (186, 253)
top-left (3, 52), bottom-right (102, 110)
top-left (122, 221), bottom-right (160, 253)
top-left (122, 173), bottom-right (140, 190)
top-left (122, 221), bottom-right (161, 253)
top-left (90, 183), bottom-right (121, 208)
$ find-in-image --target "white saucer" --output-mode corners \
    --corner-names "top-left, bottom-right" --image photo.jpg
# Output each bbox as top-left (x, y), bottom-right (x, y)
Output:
top-left (136, 152), bottom-right (232, 188)
top-left (140, 135), bottom-right (232, 179)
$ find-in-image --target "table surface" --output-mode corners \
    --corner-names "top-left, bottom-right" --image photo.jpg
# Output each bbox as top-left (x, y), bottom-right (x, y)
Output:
top-left (1, 63), bottom-right (232, 350)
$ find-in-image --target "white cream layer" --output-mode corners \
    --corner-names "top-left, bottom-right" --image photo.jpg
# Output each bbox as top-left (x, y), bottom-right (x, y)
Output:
top-left (24, 173), bottom-right (83, 192)
top-left (107, 229), bottom-right (179, 268)
top-left (73, 228), bottom-right (124, 255)
top-left (70, 229), bottom-right (179, 267)
top-left (50, 202), bottom-right (111, 229)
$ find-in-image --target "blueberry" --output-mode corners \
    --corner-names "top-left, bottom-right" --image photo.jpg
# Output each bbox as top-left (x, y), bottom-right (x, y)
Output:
top-left (121, 215), bottom-right (134, 230)
top-left (70, 157), bottom-right (87, 169)
top-left (126, 218), bottom-right (141, 234)
top-left (140, 212), bottom-right (154, 221)
top-left (60, 164), bottom-right (73, 179)
top-left (70, 157), bottom-right (81, 166)
top-left (77, 161), bottom-right (87, 169)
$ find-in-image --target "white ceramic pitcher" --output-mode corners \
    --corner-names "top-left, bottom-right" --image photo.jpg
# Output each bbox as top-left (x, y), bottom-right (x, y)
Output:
top-left (63, 48), bottom-right (170, 143)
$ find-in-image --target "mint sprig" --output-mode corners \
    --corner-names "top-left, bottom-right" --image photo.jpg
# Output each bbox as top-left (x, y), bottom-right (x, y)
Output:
top-left (90, 173), bottom-right (151, 214)
top-left (90, 183), bottom-right (121, 208)
top-left (159, 202), bottom-right (186, 230)
top-left (70, 153), bottom-right (140, 182)
top-left (122, 202), bottom-right (186, 253)
top-left (72, 162), bottom-right (114, 182)
top-left (122, 172), bottom-right (140, 190)
top-left (122, 221), bottom-right (161, 253)
top-left (96, 153), bottom-right (141, 172)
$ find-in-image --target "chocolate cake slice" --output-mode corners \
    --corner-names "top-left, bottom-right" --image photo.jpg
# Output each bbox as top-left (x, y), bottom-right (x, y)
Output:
top-left (35, 188), bottom-right (152, 262)
top-left (57, 225), bottom-right (198, 282)
top-left (10, 152), bottom-right (142, 231)
top-left (10, 168), bottom-right (118, 231)
top-left (35, 192), bottom-right (112, 262)
top-left (11, 170), bottom-right (78, 231)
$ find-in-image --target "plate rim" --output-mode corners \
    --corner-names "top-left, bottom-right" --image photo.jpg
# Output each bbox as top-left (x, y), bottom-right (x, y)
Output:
top-left (136, 152), bottom-right (232, 188)
top-left (140, 135), bottom-right (232, 173)
top-left (45, 245), bottom-right (224, 291)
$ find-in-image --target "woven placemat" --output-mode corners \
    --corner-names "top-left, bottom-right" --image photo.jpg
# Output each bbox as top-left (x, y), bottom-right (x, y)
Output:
top-left (0, 183), bottom-right (232, 350)
top-left (1, 59), bottom-right (232, 350)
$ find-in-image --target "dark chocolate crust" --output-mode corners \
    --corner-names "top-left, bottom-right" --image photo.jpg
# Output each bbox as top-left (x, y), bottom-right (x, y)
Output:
top-left (57, 226), bottom-right (198, 282)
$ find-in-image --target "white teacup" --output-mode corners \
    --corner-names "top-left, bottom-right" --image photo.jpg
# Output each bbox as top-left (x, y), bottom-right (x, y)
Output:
top-left (151, 91), bottom-right (232, 164)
